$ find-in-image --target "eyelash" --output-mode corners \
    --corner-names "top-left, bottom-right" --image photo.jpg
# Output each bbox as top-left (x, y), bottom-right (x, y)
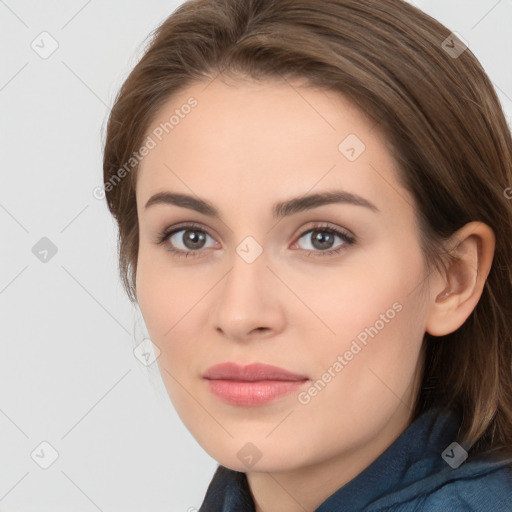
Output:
top-left (155, 222), bottom-right (356, 259)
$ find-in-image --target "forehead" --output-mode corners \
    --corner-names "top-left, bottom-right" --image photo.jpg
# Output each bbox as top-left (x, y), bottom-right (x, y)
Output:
top-left (136, 77), bottom-right (413, 217)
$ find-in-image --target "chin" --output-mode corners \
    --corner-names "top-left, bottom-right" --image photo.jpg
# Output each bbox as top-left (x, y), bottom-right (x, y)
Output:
top-left (204, 440), bottom-right (313, 474)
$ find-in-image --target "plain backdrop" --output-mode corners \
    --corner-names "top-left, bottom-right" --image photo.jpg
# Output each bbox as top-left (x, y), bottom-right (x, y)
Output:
top-left (1, 1), bottom-right (511, 511)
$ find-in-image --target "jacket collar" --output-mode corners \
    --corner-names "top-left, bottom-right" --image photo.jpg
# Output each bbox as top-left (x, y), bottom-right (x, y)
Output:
top-left (198, 407), bottom-right (495, 511)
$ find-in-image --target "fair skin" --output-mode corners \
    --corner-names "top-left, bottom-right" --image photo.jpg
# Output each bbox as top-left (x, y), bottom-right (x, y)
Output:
top-left (134, 76), bottom-right (495, 512)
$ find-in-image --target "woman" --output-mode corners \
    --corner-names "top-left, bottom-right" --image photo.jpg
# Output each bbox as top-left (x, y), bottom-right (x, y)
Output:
top-left (102, 0), bottom-right (512, 510)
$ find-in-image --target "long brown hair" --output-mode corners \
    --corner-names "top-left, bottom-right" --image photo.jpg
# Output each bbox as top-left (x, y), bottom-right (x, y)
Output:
top-left (102, 0), bottom-right (512, 462)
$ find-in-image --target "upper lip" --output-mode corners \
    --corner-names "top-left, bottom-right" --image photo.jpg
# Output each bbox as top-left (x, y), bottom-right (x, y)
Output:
top-left (203, 362), bottom-right (309, 382)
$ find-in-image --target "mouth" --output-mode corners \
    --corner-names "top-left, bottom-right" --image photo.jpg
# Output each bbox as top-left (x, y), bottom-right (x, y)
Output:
top-left (203, 362), bottom-right (309, 406)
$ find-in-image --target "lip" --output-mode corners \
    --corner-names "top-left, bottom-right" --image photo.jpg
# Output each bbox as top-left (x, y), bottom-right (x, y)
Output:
top-left (203, 362), bottom-right (308, 381)
top-left (203, 362), bottom-right (309, 406)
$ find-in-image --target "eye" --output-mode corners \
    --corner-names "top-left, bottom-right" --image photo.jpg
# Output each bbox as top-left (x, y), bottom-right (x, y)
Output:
top-left (155, 223), bottom-right (217, 259)
top-left (294, 223), bottom-right (355, 257)
top-left (155, 222), bottom-right (356, 259)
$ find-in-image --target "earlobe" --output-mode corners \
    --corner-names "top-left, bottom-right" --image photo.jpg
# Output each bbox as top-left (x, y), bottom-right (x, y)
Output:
top-left (425, 221), bottom-right (495, 337)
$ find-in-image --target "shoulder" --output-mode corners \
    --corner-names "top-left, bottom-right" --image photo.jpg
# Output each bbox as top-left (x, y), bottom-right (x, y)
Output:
top-left (370, 459), bottom-right (512, 512)
top-left (418, 462), bottom-right (512, 511)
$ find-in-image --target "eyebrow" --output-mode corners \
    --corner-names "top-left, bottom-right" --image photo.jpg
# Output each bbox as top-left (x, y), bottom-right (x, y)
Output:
top-left (144, 189), bottom-right (380, 219)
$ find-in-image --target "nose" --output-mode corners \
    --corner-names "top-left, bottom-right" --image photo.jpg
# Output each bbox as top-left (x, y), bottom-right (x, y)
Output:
top-left (213, 245), bottom-right (285, 343)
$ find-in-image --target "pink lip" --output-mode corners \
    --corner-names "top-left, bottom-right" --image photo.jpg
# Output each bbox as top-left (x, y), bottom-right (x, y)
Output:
top-left (203, 362), bottom-right (308, 381)
top-left (203, 362), bottom-right (309, 406)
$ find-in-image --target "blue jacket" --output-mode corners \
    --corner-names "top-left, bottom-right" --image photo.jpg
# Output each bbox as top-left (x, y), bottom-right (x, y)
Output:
top-left (198, 407), bottom-right (512, 511)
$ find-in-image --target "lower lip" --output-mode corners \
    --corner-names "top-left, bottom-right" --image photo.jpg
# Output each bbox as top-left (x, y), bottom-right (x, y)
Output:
top-left (205, 379), bottom-right (308, 406)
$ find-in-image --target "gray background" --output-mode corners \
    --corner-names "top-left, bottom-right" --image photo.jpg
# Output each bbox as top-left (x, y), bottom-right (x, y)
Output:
top-left (1, 1), bottom-right (511, 511)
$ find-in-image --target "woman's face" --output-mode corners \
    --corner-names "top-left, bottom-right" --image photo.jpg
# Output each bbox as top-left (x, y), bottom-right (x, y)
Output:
top-left (135, 77), bottom-right (432, 473)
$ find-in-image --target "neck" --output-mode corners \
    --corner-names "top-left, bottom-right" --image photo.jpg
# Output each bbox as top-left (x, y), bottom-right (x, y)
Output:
top-left (247, 402), bottom-right (414, 512)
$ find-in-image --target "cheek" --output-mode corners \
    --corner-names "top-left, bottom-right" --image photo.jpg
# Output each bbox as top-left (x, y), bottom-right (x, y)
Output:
top-left (298, 238), bottom-right (425, 343)
top-left (294, 295), bottom-right (427, 452)
top-left (135, 248), bottom-right (215, 376)
top-left (306, 246), bottom-right (428, 412)
top-left (136, 247), bottom-right (198, 337)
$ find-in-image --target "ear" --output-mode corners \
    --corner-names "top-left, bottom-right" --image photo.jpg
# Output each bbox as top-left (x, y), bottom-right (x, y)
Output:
top-left (424, 221), bottom-right (495, 337)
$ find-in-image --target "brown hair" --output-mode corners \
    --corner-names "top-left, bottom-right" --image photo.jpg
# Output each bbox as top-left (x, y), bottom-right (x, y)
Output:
top-left (102, 0), bottom-right (512, 462)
